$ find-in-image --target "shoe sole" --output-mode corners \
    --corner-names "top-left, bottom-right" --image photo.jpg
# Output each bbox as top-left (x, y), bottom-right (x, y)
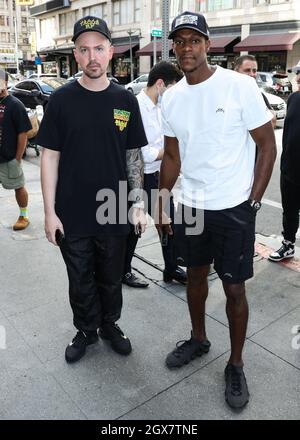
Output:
top-left (166, 347), bottom-right (210, 369)
top-left (268, 254), bottom-right (294, 262)
top-left (13, 222), bottom-right (30, 231)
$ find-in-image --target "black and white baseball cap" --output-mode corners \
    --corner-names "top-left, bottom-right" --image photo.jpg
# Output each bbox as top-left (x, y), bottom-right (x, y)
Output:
top-left (169, 11), bottom-right (210, 40)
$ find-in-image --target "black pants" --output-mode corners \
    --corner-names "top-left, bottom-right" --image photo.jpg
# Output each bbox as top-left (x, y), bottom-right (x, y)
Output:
top-left (60, 235), bottom-right (126, 333)
top-left (281, 174), bottom-right (300, 243)
top-left (124, 171), bottom-right (177, 274)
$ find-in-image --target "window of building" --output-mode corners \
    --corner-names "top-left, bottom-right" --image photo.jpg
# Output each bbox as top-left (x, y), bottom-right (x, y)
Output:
top-left (59, 11), bottom-right (79, 35)
top-left (83, 3), bottom-right (108, 20)
top-left (255, 0), bottom-right (289, 4)
top-left (23, 37), bottom-right (29, 44)
top-left (152, 0), bottom-right (161, 20)
top-left (170, 0), bottom-right (189, 16)
top-left (41, 17), bottom-right (56, 40)
top-left (198, 0), bottom-right (242, 12)
top-left (134, 0), bottom-right (140, 22)
top-left (113, 0), bottom-right (136, 25)
top-left (0, 15), bottom-right (5, 26)
top-left (0, 32), bottom-right (8, 42)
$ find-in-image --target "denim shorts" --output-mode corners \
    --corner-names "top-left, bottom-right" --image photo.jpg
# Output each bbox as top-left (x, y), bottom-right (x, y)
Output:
top-left (173, 201), bottom-right (256, 283)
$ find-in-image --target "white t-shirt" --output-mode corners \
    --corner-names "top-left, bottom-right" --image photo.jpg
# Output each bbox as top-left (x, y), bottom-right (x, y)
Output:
top-left (161, 66), bottom-right (273, 210)
top-left (137, 89), bottom-right (162, 174)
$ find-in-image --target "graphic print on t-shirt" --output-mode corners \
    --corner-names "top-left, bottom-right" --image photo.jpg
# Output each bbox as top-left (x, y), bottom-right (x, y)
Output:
top-left (114, 109), bottom-right (131, 131)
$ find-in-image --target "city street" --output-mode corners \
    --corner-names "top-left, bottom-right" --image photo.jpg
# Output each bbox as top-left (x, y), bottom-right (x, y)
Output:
top-left (0, 127), bottom-right (300, 420)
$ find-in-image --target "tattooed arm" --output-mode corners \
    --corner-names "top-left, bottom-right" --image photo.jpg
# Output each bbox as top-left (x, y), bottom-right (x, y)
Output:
top-left (126, 148), bottom-right (147, 234)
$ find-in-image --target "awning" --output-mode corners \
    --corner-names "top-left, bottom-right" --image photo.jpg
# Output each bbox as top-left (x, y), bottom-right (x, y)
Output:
top-left (210, 36), bottom-right (240, 53)
top-left (234, 32), bottom-right (300, 52)
top-left (113, 44), bottom-right (138, 57)
top-left (136, 41), bottom-right (173, 56)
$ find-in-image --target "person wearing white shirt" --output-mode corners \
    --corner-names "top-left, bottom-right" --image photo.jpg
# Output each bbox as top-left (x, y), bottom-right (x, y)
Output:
top-left (156, 12), bottom-right (276, 409)
top-left (122, 61), bottom-right (187, 288)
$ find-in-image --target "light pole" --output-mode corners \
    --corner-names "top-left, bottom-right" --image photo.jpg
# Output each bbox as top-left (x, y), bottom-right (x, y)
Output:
top-left (161, 0), bottom-right (170, 61)
top-left (127, 29), bottom-right (140, 82)
top-left (14, 16), bottom-right (20, 76)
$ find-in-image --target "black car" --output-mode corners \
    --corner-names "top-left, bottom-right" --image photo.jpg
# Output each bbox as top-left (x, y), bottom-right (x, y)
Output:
top-left (9, 77), bottom-right (67, 110)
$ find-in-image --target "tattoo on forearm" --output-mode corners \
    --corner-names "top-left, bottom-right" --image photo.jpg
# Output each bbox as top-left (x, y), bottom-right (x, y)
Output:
top-left (126, 148), bottom-right (144, 203)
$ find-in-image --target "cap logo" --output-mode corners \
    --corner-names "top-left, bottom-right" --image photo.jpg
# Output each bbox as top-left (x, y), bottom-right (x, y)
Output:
top-left (80, 18), bottom-right (100, 30)
top-left (175, 15), bottom-right (198, 27)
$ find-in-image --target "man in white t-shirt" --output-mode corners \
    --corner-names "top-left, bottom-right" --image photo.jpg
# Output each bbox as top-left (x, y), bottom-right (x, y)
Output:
top-left (123, 61), bottom-right (186, 288)
top-left (156, 11), bottom-right (276, 409)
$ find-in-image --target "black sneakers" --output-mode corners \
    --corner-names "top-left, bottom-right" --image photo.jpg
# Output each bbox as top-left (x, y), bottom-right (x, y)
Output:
top-left (99, 322), bottom-right (132, 355)
top-left (163, 267), bottom-right (187, 284)
top-left (65, 330), bottom-right (98, 363)
top-left (268, 240), bottom-right (295, 262)
top-left (166, 332), bottom-right (211, 368)
top-left (122, 272), bottom-right (149, 288)
top-left (225, 363), bottom-right (249, 409)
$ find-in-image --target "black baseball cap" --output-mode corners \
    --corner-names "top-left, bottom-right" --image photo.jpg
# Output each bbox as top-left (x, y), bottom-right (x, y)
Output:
top-left (169, 11), bottom-right (210, 40)
top-left (72, 16), bottom-right (111, 43)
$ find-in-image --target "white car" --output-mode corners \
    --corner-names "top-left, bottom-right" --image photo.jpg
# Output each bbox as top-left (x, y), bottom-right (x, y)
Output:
top-left (262, 90), bottom-right (286, 128)
top-left (125, 74), bottom-right (149, 95)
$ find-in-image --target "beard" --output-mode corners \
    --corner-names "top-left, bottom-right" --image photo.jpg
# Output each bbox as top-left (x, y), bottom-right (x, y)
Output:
top-left (83, 64), bottom-right (105, 79)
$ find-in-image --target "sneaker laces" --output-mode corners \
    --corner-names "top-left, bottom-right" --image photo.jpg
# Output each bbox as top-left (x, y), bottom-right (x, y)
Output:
top-left (229, 368), bottom-right (242, 396)
top-left (173, 337), bottom-right (195, 358)
top-left (71, 331), bottom-right (86, 345)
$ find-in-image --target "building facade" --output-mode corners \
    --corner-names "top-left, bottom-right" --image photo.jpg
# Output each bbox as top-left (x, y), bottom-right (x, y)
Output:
top-left (29, 0), bottom-right (300, 81)
top-left (0, 0), bottom-right (36, 74)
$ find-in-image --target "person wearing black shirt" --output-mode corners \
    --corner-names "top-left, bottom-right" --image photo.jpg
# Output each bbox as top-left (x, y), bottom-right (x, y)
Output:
top-left (0, 69), bottom-right (32, 230)
top-left (269, 64), bottom-right (300, 262)
top-left (38, 16), bottom-right (148, 363)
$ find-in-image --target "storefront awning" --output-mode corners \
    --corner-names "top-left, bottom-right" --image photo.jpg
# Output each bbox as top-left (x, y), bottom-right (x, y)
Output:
top-left (136, 41), bottom-right (173, 56)
top-left (234, 32), bottom-right (300, 52)
top-left (210, 36), bottom-right (240, 53)
top-left (113, 44), bottom-right (138, 57)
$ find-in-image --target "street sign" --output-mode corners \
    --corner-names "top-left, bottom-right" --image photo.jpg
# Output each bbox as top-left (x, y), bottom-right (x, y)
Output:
top-left (151, 29), bottom-right (162, 37)
top-left (35, 56), bottom-right (42, 65)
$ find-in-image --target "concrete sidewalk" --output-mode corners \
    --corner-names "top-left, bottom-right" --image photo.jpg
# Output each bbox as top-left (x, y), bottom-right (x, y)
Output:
top-left (0, 159), bottom-right (299, 420)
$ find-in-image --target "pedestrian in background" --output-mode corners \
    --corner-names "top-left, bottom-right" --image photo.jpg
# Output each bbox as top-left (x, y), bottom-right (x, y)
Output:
top-left (234, 55), bottom-right (276, 129)
top-left (269, 61), bottom-right (300, 262)
top-left (123, 61), bottom-right (187, 288)
top-left (157, 11), bottom-right (276, 409)
top-left (0, 69), bottom-right (31, 231)
top-left (38, 16), bottom-right (147, 363)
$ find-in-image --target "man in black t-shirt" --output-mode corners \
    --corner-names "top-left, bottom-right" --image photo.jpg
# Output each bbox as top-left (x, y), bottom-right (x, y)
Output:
top-left (0, 70), bottom-right (32, 231)
top-left (38, 16), bottom-right (148, 364)
top-left (269, 63), bottom-right (300, 262)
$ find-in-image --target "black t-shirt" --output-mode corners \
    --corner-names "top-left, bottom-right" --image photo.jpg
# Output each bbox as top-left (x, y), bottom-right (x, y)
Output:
top-left (0, 95), bottom-right (32, 163)
top-left (280, 91), bottom-right (300, 185)
top-left (36, 80), bottom-right (148, 236)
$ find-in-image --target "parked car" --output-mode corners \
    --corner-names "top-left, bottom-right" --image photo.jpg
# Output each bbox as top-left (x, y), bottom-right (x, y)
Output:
top-left (260, 88), bottom-right (287, 128)
top-left (28, 73), bottom-right (58, 79)
top-left (9, 77), bottom-right (67, 110)
top-left (67, 71), bottom-right (119, 84)
top-left (257, 71), bottom-right (292, 97)
top-left (125, 74), bottom-right (149, 95)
